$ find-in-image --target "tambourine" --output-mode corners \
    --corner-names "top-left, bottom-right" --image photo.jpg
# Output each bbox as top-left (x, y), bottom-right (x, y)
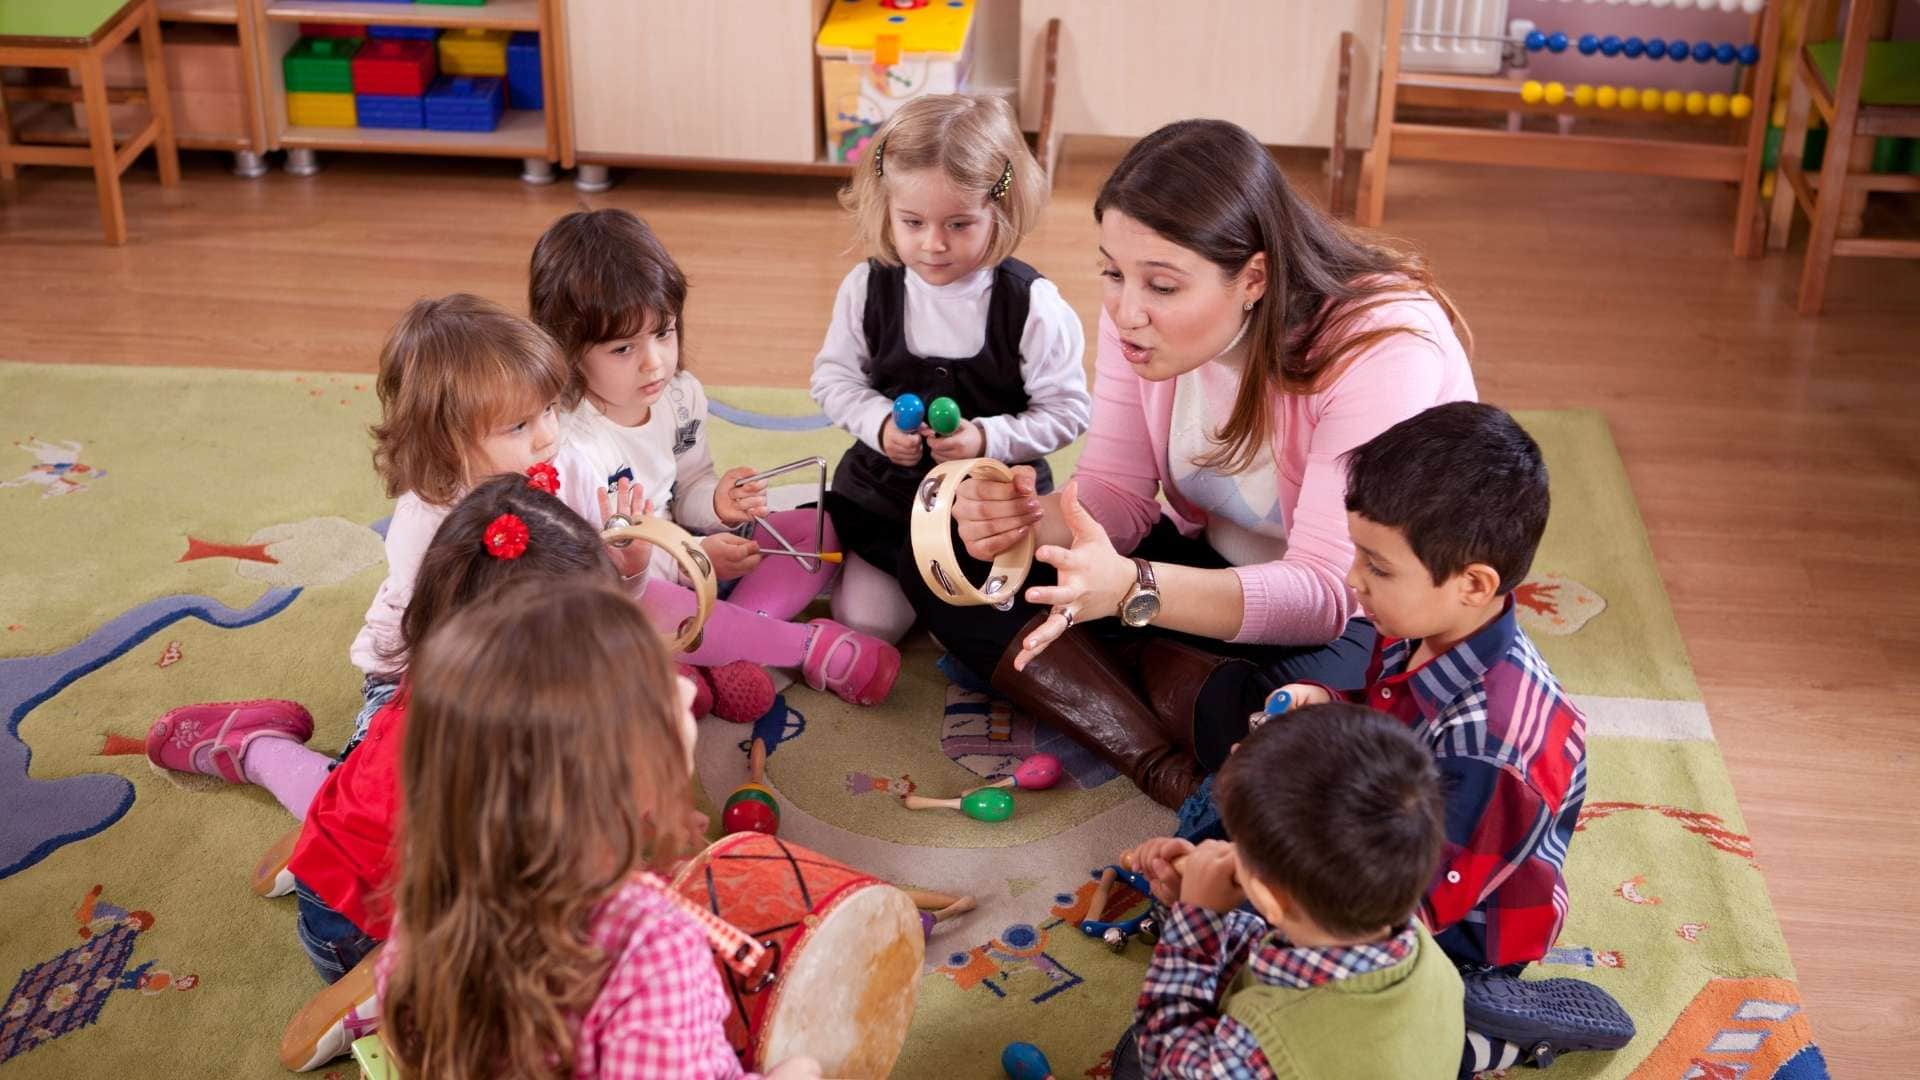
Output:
top-left (602, 515), bottom-right (717, 653)
top-left (909, 458), bottom-right (1036, 610)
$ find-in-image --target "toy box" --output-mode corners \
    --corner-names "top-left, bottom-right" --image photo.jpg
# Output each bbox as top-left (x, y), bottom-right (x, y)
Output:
top-left (357, 94), bottom-right (425, 129)
top-left (438, 27), bottom-right (508, 76)
top-left (506, 31), bottom-right (541, 109)
top-left (354, 38), bottom-right (436, 96)
top-left (424, 75), bottom-right (505, 131)
top-left (284, 36), bottom-right (361, 94)
top-left (815, 0), bottom-right (975, 164)
top-left (97, 25), bottom-right (249, 141)
top-left (368, 25), bottom-right (441, 42)
top-left (287, 90), bottom-right (357, 127)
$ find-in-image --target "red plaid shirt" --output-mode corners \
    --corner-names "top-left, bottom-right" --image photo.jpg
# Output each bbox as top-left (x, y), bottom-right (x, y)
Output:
top-left (1331, 597), bottom-right (1587, 967)
top-left (379, 876), bottom-right (757, 1079)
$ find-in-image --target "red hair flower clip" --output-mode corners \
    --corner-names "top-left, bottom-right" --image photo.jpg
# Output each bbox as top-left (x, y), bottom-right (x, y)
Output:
top-left (525, 461), bottom-right (560, 495)
top-left (484, 513), bottom-right (530, 560)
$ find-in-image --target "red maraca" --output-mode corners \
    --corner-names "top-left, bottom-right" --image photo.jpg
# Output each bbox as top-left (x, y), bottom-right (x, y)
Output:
top-left (963, 753), bottom-right (1062, 796)
top-left (721, 738), bottom-right (779, 836)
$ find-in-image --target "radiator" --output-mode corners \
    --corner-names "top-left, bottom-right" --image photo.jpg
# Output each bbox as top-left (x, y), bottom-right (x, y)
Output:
top-left (1400, 0), bottom-right (1511, 76)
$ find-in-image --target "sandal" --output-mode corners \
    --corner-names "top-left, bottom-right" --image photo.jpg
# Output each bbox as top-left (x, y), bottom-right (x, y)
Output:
top-left (280, 944), bottom-right (382, 1071)
top-left (146, 699), bottom-right (313, 784)
top-left (253, 825), bottom-right (302, 898)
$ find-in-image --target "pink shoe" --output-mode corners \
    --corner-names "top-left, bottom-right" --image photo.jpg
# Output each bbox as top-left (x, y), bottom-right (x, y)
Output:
top-left (145, 699), bottom-right (313, 784)
top-left (707, 661), bottom-right (775, 724)
top-left (802, 619), bottom-right (901, 706)
top-left (678, 663), bottom-right (714, 718)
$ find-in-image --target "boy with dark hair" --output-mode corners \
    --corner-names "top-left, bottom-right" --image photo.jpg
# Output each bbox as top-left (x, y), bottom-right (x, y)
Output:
top-left (1117, 704), bottom-right (1462, 1079)
top-left (1276, 401), bottom-right (1629, 1072)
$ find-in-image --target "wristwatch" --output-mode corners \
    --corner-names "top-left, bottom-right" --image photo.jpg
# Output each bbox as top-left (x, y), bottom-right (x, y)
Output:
top-left (1118, 558), bottom-right (1161, 628)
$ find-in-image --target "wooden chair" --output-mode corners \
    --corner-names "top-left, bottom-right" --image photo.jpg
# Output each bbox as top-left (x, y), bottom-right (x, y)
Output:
top-left (1766, 0), bottom-right (1920, 314)
top-left (0, 0), bottom-right (180, 244)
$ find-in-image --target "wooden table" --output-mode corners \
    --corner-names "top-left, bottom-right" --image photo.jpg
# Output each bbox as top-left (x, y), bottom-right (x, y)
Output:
top-left (0, 0), bottom-right (180, 243)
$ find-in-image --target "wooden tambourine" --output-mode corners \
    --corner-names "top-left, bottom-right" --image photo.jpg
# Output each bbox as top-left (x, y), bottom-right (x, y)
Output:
top-left (601, 515), bottom-right (716, 653)
top-left (909, 458), bottom-right (1036, 610)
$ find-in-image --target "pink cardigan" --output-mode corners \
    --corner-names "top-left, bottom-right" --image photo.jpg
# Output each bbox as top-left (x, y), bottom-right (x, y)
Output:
top-left (1073, 297), bottom-right (1476, 646)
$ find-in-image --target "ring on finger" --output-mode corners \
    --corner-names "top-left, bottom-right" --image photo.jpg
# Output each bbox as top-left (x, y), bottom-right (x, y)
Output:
top-left (1058, 606), bottom-right (1076, 629)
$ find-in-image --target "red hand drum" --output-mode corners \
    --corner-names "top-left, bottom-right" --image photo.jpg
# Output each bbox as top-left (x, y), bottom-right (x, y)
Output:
top-left (671, 833), bottom-right (923, 1077)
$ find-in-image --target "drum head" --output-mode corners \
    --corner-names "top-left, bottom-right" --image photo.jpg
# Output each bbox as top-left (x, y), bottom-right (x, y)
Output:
top-left (758, 882), bottom-right (924, 1078)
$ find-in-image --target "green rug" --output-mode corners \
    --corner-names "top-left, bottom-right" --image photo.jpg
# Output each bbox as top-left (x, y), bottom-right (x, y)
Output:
top-left (0, 362), bottom-right (1825, 1079)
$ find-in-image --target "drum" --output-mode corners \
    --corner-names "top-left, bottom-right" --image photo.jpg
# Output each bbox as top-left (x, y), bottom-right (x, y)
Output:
top-left (671, 833), bottom-right (924, 1077)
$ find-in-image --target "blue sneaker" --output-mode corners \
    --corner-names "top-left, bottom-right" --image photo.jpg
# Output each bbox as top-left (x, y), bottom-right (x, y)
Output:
top-left (1462, 966), bottom-right (1635, 1067)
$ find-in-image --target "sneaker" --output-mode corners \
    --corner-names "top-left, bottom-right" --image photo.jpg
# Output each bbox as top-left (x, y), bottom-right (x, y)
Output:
top-left (279, 947), bottom-right (381, 1071)
top-left (706, 661), bottom-right (776, 724)
top-left (677, 663), bottom-right (714, 719)
top-left (146, 699), bottom-right (313, 783)
top-left (801, 619), bottom-right (901, 706)
top-left (252, 825), bottom-right (301, 898)
top-left (1462, 966), bottom-right (1635, 1068)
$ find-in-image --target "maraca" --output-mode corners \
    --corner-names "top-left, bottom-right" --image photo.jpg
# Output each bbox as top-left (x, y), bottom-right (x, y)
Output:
top-left (963, 753), bottom-right (1062, 796)
top-left (893, 393), bottom-right (927, 432)
top-left (902, 787), bottom-right (1014, 822)
top-left (926, 395), bottom-right (963, 436)
top-left (721, 738), bottom-right (779, 835)
top-left (1002, 1042), bottom-right (1055, 1080)
top-left (902, 889), bottom-right (977, 940)
top-left (1247, 687), bottom-right (1294, 734)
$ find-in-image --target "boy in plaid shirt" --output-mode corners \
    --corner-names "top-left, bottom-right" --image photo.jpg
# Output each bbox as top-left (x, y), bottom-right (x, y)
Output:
top-left (1116, 704), bottom-right (1463, 1079)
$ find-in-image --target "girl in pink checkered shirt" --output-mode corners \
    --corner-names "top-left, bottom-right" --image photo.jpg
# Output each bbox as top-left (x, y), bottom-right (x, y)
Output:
top-left (373, 579), bottom-right (821, 1080)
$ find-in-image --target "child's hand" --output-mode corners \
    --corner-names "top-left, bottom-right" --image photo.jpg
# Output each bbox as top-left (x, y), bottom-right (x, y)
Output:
top-left (1178, 840), bottom-right (1246, 914)
top-left (714, 466), bottom-right (767, 526)
top-left (879, 416), bottom-right (926, 468)
top-left (1276, 683), bottom-right (1331, 710)
top-left (701, 532), bottom-right (762, 581)
top-left (596, 478), bottom-right (655, 578)
top-left (927, 417), bottom-right (986, 463)
top-left (766, 1057), bottom-right (823, 1080)
top-left (1122, 837), bottom-right (1195, 906)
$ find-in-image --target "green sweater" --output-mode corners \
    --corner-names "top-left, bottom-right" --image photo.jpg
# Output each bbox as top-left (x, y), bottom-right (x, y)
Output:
top-left (1222, 922), bottom-right (1464, 1079)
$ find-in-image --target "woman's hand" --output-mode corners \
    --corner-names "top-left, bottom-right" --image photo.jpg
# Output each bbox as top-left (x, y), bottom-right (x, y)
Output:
top-left (596, 478), bottom-right (654, 578)
top-left (1013, 483), bottom-right (1137, 671)
top-left (701, 532), bottom-right (762, 581)
top-left (879, 416), bottom-right (925, 468)
top-left (713, 466), bottom-right (767, 526)
top-left (951, 464), bottom-right (1045, 561)
top-left (927, 417), bottom-right (985, 463)
top-left (1178, 841), bottom-right (1247, 914)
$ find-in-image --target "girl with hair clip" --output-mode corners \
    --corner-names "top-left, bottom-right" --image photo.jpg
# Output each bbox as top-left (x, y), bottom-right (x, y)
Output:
top-left (379, 580), bottom-right (821, 1080)
top-left (810, 93), bottom-right (1090, 644)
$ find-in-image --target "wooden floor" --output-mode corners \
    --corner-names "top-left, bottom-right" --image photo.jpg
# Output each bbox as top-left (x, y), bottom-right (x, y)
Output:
top-left (5, 144), bottom-right (1918, 1074)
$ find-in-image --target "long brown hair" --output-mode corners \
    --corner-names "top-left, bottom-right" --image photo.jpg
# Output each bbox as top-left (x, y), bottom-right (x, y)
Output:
top-left (1095, 119), bottom-right (1472, 474)
top-left (527, 208), bottom-right (689, 408)
top-left (370, 294), bottom-right (569, 505)
top-left (375, 472), bottom-right (619, 679)
top-left (382, 579), bottom-right (695, 1080)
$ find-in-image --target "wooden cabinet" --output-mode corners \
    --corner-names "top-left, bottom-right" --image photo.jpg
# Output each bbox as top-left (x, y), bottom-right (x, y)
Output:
top-left (1017, 0), bottom-right (1382, 152)
top-left (565, 0), bottom-right (831, 166)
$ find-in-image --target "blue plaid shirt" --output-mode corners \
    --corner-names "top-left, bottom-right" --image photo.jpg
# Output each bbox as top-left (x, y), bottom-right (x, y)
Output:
top-left (1135, 903), bottom-right (1419, 1078)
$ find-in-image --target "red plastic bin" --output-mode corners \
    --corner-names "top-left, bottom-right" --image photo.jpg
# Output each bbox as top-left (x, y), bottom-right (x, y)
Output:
top-left (352, 39), bottom-right (438, 97)
top-left (300, 23), bottom-right (365, 38)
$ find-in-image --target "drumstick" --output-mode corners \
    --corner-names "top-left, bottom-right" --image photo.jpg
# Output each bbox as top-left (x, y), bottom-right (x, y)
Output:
top-left (1086, 867), bottom-right (1117, 920)
top-left (901, 887), bottom-right (967, 910)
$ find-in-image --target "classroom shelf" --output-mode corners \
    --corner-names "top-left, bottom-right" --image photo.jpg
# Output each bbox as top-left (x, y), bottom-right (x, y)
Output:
top-left (158, 0), bottom-right (243, 26)
top-left (262, 0), bottom-right (541, 32)
top-left (279, 107), bottom-right (548, 157)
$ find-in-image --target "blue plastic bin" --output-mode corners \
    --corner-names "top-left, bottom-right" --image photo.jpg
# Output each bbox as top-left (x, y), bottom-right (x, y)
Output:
top-left (507, 32), bottom-right (541, 109)
top-left (357, 93), bottom-right (425, 128)
top-left (424, 75), bottom-right (505, 132)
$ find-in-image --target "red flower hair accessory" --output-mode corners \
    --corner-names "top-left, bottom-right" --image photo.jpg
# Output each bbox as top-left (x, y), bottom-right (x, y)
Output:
top-left (484, 513), bottom-right (530, 560)
top-left (525, 461), bottom-right (560, 495)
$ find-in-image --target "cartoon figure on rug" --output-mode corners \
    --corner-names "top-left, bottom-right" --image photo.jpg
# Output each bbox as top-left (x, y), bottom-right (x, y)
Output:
top-left (0, 885), bottom-right (196, 1066)
top-left (2, 437), bottom-right (106, 497)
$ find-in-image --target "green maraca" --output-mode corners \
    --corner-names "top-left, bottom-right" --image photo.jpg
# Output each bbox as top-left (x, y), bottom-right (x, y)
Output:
top-left (902, 786), bottom-right (1014, 823)
top-left (926, 396), bottom-right (964, 436)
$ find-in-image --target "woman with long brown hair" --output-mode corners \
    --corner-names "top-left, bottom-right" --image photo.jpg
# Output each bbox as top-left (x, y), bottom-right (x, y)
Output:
top-left (903, 119), bottom-right (1477, 809)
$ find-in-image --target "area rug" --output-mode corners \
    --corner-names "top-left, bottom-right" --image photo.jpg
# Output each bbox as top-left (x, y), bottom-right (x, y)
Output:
top-left (0, 361), bottom-right (1825, 1079)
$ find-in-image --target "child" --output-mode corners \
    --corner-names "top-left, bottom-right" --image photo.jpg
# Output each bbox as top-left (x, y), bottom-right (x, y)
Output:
top-left (531, 208), bottom-right (900, 706)
top-left (144, 295), bottom-right (643, 819)
top-left (1117, 703), bottom-right (1462, 1079)
top-left (810, 93), bottom-right (1089, 642)
top-left (1262, 401), bottom-right (1631, 1072)
top-left (381, 579), bottom-right (819, 1079)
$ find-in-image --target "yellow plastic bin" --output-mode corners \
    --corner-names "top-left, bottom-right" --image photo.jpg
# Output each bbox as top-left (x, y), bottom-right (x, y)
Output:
top-left (287, 90), bottom-right (357, 127)
top-left (438, 28), bottom-right (509, 76)
top-left (815, 0), bottom-right (975, 165)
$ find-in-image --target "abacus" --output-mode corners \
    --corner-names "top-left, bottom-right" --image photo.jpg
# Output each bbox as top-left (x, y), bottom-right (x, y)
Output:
top-left (1361, 0), bottom-right (1783, 257)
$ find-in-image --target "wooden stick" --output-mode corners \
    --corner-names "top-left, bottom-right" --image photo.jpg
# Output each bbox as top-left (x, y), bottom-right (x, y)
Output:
top-left (959, 776), bottom-right (1016, 797)
top-left (748, 737), bottom-right (766, 786)
top-left (901, 795), bottom-right (959, 812)
top-left (1087, 867), bottom-right (1117, 919)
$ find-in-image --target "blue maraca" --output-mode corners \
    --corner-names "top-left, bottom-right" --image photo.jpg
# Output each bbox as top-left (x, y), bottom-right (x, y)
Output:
top-left (1002, 1042), bottom-right (1055, 1080)
top-left (893, 393), bottom-right (926, 432)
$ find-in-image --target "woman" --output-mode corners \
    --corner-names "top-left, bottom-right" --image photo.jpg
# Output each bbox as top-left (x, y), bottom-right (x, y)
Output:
top-left (898, 119), bottom-right (1476, 808)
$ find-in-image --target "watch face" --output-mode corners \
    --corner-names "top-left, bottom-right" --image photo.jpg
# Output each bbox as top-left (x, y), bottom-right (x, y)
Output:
top-left (1123, 592), bottom-right (1160, 627)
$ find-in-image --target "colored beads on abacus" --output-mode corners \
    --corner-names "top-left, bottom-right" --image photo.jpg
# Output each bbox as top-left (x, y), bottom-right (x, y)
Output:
top-left (1579, 33), bottom-right (1599, 56)
top-left (1543, 82), bottom-right (1567, 106)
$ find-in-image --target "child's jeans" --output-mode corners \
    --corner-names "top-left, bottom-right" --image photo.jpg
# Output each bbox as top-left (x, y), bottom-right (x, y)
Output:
top-left (332, 676), bottom-right (399, 767)
top-left (1108, 1024), bottom-right (1146, 1080)
top-left (295, 878), bottom-right (380, 984)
